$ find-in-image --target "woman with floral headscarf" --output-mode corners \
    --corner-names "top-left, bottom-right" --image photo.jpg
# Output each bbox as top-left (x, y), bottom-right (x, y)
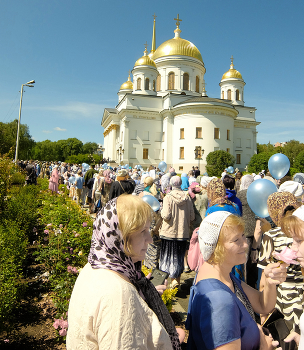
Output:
top-left (67, 195), bottom-right (182, 349)
top-left (258, 192), bottom-right (304, 333)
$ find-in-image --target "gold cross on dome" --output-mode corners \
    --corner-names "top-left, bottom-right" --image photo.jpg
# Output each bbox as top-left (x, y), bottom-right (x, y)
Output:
top-left (153, 13), bottom-right (157, 20)
top-left (174, 14), bottom-right (182, 27)
top-left (144, 41), bottom-right (148, 50)
top-left (230, 55), bottom-right (234, 65)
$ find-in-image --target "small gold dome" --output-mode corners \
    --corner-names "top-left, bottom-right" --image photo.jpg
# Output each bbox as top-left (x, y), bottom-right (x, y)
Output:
top-left (152, 37), bottom-right (203, 62)
top-left (222, 56), bottom-right (243, 80)
top-left (134, 47), bottom-right (157, 68)
top-left (120, 72), bottom-right (133, 90)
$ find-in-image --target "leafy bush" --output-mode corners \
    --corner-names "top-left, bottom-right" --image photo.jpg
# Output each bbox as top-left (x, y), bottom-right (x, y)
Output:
top-left (294, 150), bottom-right (304, 172)
top-left (206, 150), bottom-right (235, 177)
top-left (247, 152), bottom-right (275, 173)
top-left (10, 171), bottom-right (26, 185)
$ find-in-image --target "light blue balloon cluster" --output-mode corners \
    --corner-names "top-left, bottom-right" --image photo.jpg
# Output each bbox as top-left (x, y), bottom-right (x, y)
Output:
top-left (247, 179), bottom-right (277, 218)
top-left (82, 163), bottom-right (90, 171)
top-left (142, 195), bottom-right (160, 211)
top-left (268, 153), bottom-right (290, 180)
top-left (227, 166), bottom-right (234, 174)
top-left (158, 161), bottom-right (167, 172)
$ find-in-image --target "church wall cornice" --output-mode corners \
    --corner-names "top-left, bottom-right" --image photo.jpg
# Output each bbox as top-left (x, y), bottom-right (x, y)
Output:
top-left (172, 104), bottom-right (238, 119)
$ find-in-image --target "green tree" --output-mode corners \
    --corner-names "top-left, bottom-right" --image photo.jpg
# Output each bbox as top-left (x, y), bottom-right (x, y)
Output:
top-left (82, 142), bottom-right (98, 155)
top-left (247, 152), bottom-right (275, 173)
top-left (0, 120), bottom-right (35, 159)
top-left (294, 150), bottom-right (304, 172)
top-left (282, 140), bottom-right (304, 167)
top-left (206, 150), bottom-right (235, 177)
top-left (257, 142), bottom-right (276, 154)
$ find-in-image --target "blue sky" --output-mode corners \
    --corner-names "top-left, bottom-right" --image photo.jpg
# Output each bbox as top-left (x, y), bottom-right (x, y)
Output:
top-left (0, 0), bottom-right (303, 145)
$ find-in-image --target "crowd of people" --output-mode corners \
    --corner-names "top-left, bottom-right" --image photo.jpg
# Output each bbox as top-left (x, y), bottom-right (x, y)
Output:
top-left (18, 159), bottom-right (304, 349)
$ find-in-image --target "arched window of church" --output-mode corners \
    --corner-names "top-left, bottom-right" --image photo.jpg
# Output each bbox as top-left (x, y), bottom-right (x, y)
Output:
top-left (236, 89), bottom-right (240, 100)
top-left (196, 76), bottom-right (199, 93)
top-left (153, 80), bottom-right (156, 91)
top-left (156, 75), bottom-right (161, 91)
top-left (222, 91), bottom-right (224, 99)
top-left (168, 72), bottom-right (175, 90)
top-left (145, 78), bottom-right (150, 90)
top-left (227, 89), bottom-right (231, 100)
top-left (183, 73), bottom-right (189, 90)
top-left (137, 78), bottom-right (141, 90)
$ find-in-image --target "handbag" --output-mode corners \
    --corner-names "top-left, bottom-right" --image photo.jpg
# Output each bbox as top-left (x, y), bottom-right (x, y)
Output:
top-left (262, 309), bottom-right (296, 350)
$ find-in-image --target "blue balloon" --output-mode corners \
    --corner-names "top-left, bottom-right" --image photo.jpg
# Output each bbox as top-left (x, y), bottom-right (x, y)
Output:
top-left (247, 179), bottom-right (277, 218)
top-left (268, 153), bottom-right (290, 180)
top-left (158, 161), bottom-right (167, 172)
top-left (142, 195), bottom-right (160, 212)
top-left (227, 166), bottom-right (234, 174)
top-left (69, 176), bottom-right (75, 184)
top-left (82, 163), bottom-right (90, 171)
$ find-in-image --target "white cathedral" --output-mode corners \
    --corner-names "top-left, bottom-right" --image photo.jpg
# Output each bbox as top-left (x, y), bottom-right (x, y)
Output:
top-left (101, 15), bottom-right (259, 172)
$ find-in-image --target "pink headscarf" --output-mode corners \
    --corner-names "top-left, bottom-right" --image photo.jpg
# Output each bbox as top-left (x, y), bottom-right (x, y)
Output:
top-left (103, 170), bottom-right (112, 184)
top-left (188, 182), bottom-right (201, 199)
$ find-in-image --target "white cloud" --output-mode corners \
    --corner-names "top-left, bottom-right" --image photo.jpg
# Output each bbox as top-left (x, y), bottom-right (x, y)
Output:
top-left (32, 101), bottom-right (105, 120)
top-left (54, 127), bottom-right (67, 131)
top-left (42, 130), bottom-right (52, 134)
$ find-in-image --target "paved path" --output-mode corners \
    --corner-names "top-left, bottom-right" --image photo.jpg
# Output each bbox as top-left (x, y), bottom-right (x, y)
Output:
top-left (173, 270), bottom-right (196, 321)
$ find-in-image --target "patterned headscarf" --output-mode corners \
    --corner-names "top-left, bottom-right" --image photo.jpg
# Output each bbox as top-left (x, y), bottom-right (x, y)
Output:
top-left (267, 192), bottom-right (299, 227)
top-left (240, 175), bottom-right (254, 191)
top-left (103, 169), bottom-right (112, 184)
top-left (88, 199), bottom-right (181, 350)
top-left (207, 178), bottom-right (232, 207)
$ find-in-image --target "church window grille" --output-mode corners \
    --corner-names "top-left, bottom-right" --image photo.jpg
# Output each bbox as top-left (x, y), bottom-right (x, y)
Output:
top-left (196, 127), bottom-right (202, 139)
top-left (214, 128), bottom-right (220, 139)
top-left (227, 89), bottom-right (231, 100)
top-left (183, 73), bottom-right (189, 90)
top-left (156, 75), bottom-right (161, 91)
top-left (162, 132), bottom-right (165, 142)
top-left (180, 128), bottom-right (184, 139)
top-left (180, 147), bottom-right (184, 159)
top-left (168, 72), bottom-right (175, 90)
top-left (196, 76), bottom-right (200, 93)
top-left (145, 78), bottom-right (150, 90)
top-left (227, 130), bottom-right (230, 140)
top-left (137, 78), bottom-right (142, 90)
top-left (236, 89), bottom-right (240, 100)
top-left (153, 80), bottom-right (156, 91)
top-left (143, 148), bottom-right (149, 159)
top-left (227, 148), bottom-right (230, 153)
top-left (236, 154), bottom-right (241, 164)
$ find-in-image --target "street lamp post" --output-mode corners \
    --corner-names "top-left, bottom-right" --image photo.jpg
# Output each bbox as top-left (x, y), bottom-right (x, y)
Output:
top-left (15, 80), bottom-right (35, 163)
top-left (117, 145), bottom-right (124, 165)
top-left (194, 146), bottom-right (204, 171)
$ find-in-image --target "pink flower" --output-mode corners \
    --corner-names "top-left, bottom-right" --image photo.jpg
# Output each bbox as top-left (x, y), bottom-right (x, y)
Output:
top-left (82, 222), bottom-right (88, 227)
top-left (70, 248), bottom-right (73, 253)
top-left (59, 224), bottom-right (63, 228)
top-left (71, 267), bottom-right (78, 274)
top-left (44, 237), bottom-right (48, 241)
top-left (44, 230), bottom-right (49, 234)
top-left (74, 233), bottom-right (80, 237)
top-left (4, 339), bottom-right (9, 343)
top-left (60, 319), bottom-right (68, 328)
top-left (273, 247), bottom-right (299, 265)
top-left (53, 319), bottom-right (60, 329)
top-left (59, 328), bottom-right (67, 336)
top-left (67, 266), bottom-right (72, 273)
top-left (47, 223), bottom-right (52, 227)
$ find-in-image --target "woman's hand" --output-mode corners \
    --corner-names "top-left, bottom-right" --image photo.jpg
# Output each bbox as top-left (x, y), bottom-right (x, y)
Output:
top-left (258, 325), bottom-right (282, 350)
top-left (251, 249), bottom-right (258, 263)
top-left (146, 273), bottom-right (168, 296)
top-left (284, 332), bottom-right (300, 346)
top-left (264, 262), bottom-right (288, 285)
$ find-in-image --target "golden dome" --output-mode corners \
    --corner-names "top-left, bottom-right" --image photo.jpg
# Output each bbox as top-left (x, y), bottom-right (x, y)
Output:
top-left (134, 47), bottom-right (157, 68)
top-left (222, 56), bottom-right (243, 80)
top-left (152, 37), bottom-right (203, 62)
top-left (152, 16), bottom-right (203, 63)
top-left (120, 72), bottom-right (133, 90)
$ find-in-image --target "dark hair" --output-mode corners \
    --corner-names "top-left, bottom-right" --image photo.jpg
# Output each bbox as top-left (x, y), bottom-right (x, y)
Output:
top-left (235, 171), bottom-right (243, 180)
top-left (223, 175), bottom-right (235, 190)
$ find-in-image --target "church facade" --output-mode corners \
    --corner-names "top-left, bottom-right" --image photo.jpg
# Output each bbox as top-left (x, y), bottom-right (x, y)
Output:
top-left (101, 15), bottom-right (259, 172)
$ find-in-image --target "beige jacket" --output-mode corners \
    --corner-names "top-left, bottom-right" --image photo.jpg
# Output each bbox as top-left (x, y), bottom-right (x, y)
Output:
top-left (159, 189), bottom-right (195, 240)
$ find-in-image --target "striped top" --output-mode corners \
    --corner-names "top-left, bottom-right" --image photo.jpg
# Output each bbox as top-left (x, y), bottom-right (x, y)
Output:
top-left (258, 227), bottom-right (304, 333)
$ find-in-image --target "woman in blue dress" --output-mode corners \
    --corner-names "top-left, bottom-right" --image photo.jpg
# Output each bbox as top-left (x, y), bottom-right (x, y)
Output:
top-left (186, 211), bottom-right (287, 350)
